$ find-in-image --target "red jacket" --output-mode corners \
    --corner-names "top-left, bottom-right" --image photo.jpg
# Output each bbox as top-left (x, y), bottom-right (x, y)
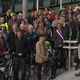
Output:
top-left (50, 14), bottom-right (56, 21)
top-left (0, 39), bottom-right (7, 55)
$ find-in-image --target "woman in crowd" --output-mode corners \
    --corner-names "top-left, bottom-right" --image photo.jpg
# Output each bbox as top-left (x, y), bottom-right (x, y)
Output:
top-left (0, 30), bottom-right (7, 55)
top-left (35, 33), bottom-right (48, 80)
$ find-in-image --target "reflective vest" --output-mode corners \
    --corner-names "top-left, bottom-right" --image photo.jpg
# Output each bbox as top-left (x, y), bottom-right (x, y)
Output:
top-left (5, 23), bottom-right (9, 32)
top-left (1, 23), bottom-right (9, 32)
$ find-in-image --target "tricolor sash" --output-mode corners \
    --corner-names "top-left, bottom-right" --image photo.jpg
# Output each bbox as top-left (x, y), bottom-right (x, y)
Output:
top-left (55, 30), bottom-right (64, 40)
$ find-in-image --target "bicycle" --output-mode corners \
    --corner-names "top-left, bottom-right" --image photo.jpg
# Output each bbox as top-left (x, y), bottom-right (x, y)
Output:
top-left (0, 51), bottom-right (11, 80)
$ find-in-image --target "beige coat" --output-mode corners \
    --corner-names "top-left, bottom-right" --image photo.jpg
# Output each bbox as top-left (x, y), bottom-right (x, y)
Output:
top-left (35, 41), bottom-right (48, 63)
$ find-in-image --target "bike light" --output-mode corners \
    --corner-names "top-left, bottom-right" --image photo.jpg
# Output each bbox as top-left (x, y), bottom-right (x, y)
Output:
top-left (0, 67), bottom-right (5, 72)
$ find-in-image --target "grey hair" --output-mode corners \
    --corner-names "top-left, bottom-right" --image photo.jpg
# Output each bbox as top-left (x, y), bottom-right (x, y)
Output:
top-left (12, 24), bottom-right (17, 28)
top-left (28, 24), bottom-right (34, 28)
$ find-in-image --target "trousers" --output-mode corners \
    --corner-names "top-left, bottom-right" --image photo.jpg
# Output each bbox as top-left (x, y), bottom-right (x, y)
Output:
top-left (13, 57), bottom-right (26, 80)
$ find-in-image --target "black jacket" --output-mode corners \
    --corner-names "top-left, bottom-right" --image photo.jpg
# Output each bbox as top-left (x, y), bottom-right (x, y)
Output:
top-left (25, 32), bottom-right (38, 54)
top-left (14, 36), bottom-right (27, 57)
top-left (8, 31), bottom-right (16, 52)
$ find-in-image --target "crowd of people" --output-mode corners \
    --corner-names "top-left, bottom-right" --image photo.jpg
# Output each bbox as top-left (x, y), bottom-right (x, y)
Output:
top-left (0, 3), bottom-right (80, 80)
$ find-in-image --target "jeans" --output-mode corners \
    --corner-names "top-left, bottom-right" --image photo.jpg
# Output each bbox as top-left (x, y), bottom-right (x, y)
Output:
top-left (36, 63), bottom-right (42, 80)
top-left (57, 47), bottom-right (66, 68)
top-left (27, 51), bottom-right (36, 65)
top-left (13, 57), bottom-right (26, 80)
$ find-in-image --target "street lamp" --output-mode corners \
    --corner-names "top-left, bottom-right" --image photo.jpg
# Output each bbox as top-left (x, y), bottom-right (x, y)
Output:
top-left (36, 0), bottom-right (39, 11)
top-left (22, 0), bottom-right (28, 18)
top-left (60, 0), bottom-right (62, 10)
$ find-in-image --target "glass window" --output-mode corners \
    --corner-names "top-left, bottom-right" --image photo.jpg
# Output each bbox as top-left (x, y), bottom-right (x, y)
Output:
top-left (58, 0), bottom-right (71, 5)
top-left (0, 0), bottom-right (1, 4)
top-left (1, 0), bottom-right (11, 13)
top-left (29, 0), bottom-right (33, 2)
top-left (16, 0), bottom-right (22, 4)
top-left (39, 0), bottom-right (44, 7)
top-left (50, 0), bottom-right (57, 6)
top-left (43, 0), bottom-right (50, 7)
top-left (72, 0), bottom-right (79, 2)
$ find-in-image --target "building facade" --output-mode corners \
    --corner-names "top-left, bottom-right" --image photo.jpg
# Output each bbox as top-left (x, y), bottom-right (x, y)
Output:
top-left (0, 0), bottom-right (80, 13)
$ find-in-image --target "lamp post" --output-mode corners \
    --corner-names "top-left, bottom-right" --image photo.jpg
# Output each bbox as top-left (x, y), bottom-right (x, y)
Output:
top-left (36, 0), bottom-right (39, 11)
top-left (22, 0), bottom-right (28, 18)
top-left (60, 0), bottom-right (62, 10)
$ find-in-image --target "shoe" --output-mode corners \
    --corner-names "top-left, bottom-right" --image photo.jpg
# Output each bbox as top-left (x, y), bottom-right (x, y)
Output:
top-left (75, 72), bottom-right (80, 77)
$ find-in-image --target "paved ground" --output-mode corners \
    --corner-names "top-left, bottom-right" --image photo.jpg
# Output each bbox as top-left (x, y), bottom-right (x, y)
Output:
top-left (29, 68), bottom-right (80, 80)
top-left (55, 68), bottom-right (80, 80)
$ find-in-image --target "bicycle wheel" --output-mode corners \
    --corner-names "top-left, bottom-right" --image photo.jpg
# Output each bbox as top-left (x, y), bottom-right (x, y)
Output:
top-left (25, 67), bottom-right (31, 80)
top-left (33, 67), bottom-right (37, 80)
top-left (7, 66), bottom-right (13, 80)
top-left (6, 61), bottom-right (13, 80)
